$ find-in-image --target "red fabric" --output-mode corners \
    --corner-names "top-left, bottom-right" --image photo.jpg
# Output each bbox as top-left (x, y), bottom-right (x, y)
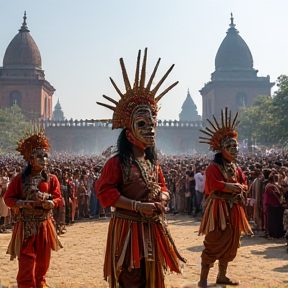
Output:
top-left (263, 184), bottom-right (282, 207)
top-left (205, 163), bottom-right (226, 194)
top-left (95, 156), bottom-right (168, 208)
top-left (17, 223), bottom-right (51, 287)
top-left (4, 173), bottom-right (62, 208)
top-left (3, 172), bottom-right (62, 287)
top-left (95, 156), bottom-right (122, 208)
top-left (205, 163), bottom-right (247, 194)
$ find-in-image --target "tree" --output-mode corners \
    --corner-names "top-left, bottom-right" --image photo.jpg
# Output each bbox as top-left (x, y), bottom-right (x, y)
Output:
top-left (238, 74), bottom-right (288, 148)
top-left (0, 106), bottom-right (31, 154)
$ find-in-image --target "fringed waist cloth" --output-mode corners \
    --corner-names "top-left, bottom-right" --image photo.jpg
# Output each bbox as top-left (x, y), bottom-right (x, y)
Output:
top-left (104, 208), bottom-right (186, 288)
top-left (6, 216), bottom-right (63, 260)
top-left (199, 191), bottom-right (253, 236)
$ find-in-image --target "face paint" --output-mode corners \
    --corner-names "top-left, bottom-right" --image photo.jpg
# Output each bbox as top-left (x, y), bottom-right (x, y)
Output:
top-left (221, 138), bottom-right (238, 162)
top-left (131, 106), bottom-right (157, 147)
top-left (31, 148), bottom-right (49, 170)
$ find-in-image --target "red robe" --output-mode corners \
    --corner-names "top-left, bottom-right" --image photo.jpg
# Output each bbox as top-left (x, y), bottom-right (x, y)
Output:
top-left (199, 162), bottom-right (253, 264)
top-left (4, 173), bottom-right (62, 288)
top-left (95, 155), bottom-right (185, 288)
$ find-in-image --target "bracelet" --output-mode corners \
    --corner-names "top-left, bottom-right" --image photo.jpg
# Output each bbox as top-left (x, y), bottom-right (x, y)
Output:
top-left (131, 200), bottom-right (136, 211)
top-left (135, 201), bottom-right (141, 212)
top-left (131, 200), bottom-right (141, 212)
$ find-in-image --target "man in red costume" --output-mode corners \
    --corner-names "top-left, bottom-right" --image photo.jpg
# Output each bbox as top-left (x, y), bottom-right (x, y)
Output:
top-left (95, 48), bottom-right (186, 288)
top-left (198, 108), bottom-right (253, 287)
top-left (4, 128), bottom-right (62, 288)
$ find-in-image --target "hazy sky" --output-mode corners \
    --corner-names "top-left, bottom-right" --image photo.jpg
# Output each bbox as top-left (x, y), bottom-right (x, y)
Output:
top-left (1, 0), bottom-right (288, 121)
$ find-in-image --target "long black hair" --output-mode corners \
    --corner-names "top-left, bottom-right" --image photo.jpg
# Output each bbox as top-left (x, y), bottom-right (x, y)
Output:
top-left (213, 152), bottom-right (224, 166)
top-left (117, 128), bottom-right (157, 166)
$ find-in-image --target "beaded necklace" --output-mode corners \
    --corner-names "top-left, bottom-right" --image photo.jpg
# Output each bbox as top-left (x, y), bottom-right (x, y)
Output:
top-left (133, 157), bottom-right (161, 201)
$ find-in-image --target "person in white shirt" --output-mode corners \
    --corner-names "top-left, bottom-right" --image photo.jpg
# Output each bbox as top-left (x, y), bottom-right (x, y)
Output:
top-left (194, 165), bottom-right (205, 215)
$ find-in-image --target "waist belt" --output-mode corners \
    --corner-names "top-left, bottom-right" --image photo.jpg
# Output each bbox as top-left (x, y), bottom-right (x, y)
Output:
top-left (114, 208), bottom-right (161, 223)
top-left (210, 191), bottom-right (241, 204)
top-left (20, 208), bottom-right (50, 222)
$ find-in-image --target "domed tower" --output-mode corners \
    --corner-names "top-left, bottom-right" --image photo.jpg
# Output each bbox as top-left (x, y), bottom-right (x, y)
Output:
top-left (0, 12), bottom-right (55, 121)
top-left (179, 89), bottom-right (200, 121)
top-left (200, 13), bottom-right (274, 120)
top-left (53, 98), bottom-right (65, 121)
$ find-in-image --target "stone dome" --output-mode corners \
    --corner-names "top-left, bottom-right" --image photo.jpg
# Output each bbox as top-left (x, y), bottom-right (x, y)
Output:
top-left (3, 12), bottom-right (42, 68)
top-left (215, 14), bottom-right (253, 70)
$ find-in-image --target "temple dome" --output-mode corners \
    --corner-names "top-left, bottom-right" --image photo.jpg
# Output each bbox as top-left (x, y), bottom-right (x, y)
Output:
top-left (215, 13), bottom-right (253, 70)
top-left (3, 12), bottom-right (42, 68)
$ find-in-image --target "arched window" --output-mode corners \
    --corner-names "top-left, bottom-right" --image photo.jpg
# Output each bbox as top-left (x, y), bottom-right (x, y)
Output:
top-left (9, 91), bottom-right (22, 107)
top-left (236, 92), bottom-right (247, 108)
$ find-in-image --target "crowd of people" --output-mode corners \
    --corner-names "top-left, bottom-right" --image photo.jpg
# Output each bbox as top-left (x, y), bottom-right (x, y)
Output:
top-left (0, 149), bottom-right (287, 242)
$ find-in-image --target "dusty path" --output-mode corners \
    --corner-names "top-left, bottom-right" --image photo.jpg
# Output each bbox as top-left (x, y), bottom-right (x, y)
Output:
top-left (0, 214), bottom-right (287, 288)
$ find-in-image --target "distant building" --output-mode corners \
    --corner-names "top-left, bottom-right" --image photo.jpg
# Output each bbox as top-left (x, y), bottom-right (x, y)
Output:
top-left (53, 99), bottom-right (65, 121)
top-left (0, 12), bottom-right (55, 121)
top-left (200, 13), bottom-right (274, 120)
top-left (179, 89), bottom-right (201, 121)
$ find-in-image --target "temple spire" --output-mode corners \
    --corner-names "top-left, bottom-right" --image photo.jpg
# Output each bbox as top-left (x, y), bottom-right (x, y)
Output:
top-left (19, 11), bottom-right (30, 32)
top-left (229, 12), bottom-right (235, 29)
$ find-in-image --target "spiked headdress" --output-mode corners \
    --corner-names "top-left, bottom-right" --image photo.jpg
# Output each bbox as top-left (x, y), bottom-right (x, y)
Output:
top-left (199, 107), bottom-right (240, 152)
top-left (96, 48), bottom-right (178, 129)
top-left (17, 126), bottom-right (50, 162)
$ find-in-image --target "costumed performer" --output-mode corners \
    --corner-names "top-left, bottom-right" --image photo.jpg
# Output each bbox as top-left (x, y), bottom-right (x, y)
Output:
top-left (197, 108), bottom-right (253, 287)
top-left (4, 127), bottom-right (62, 288)
top-left (95, 48), bottom-right (186, 288)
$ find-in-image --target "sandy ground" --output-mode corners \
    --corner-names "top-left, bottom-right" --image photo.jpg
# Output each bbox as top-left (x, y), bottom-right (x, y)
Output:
top-left (0, 214), bottom-right (287, 288)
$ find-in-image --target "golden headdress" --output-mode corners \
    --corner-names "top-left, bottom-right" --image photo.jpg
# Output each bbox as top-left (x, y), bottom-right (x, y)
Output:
top-left (199, 107), bottom-right (240, 152)
top-left (17, 126), bottom-right (50, 162)
top-left (96, 48), bottom-right (178, 129)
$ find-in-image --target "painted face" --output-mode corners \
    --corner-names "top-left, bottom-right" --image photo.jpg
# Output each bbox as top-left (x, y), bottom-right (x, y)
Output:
top-left (221, 138), bottom-right (238, 162)
top-left (30, 148), bottom-right (49, 170)
top-left (131, 106), bottom-right (157, 147)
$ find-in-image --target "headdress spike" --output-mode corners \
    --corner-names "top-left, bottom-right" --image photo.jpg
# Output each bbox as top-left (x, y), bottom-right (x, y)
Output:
top-left (199, 129), bottom-right (213, 137)
top-left (109, 77), bottom-right (123, 98)
top-left (102, 95), bottom-right (118, 106)
top-left (133, 50), bottom-right (141, 90)
top-left (231, 111), bottom-right (239, 129)
top-left (96, 102), bottom-right (116, 111)
top-left (120, 58), bottom-right (132, 92)
top-left (199, 107), bottom-right (239, 152)
top-left (151, 64), bottom-right (175, 97)
top-left (155, 81), bottom-right (179, 103)
top-left (146, 58), bottom-right (161, 92)
top-left (212, 115), bottom-right (221, 129)
top-left (206, 118), bottom-right (218, 132)
top-left (228, 110), bottom-right (232, 127)
top-left (97, 48), bottom-right (177, 130)
top-left (140, 48), bottom-right (147, 90)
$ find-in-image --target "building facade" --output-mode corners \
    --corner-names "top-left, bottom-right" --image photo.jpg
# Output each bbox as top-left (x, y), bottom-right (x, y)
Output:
top-left (200, 14), bottom-right (274, 120)
top-left (0, 12), bottom-right (55, 121)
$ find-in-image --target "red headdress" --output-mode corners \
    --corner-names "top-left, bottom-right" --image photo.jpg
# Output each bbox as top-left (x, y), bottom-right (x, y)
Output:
top-left (199, 107), bottom-right (240, 152)
top-left (96, 48), bottom-right (178, 130)
top-left (17, 126), bottom-right (50, 162)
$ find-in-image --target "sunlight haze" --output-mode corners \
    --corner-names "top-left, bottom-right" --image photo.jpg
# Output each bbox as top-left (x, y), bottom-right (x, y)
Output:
top-left (0, 0), bottom-right (287, 121)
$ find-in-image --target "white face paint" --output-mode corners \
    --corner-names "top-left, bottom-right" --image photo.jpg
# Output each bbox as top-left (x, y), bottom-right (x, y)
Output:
top-left (221, 138), bottom-right (239, 162)
top-left (31, 148), bottom-right (49, 170)
top-left (131, 106), bottom-right (157, 147)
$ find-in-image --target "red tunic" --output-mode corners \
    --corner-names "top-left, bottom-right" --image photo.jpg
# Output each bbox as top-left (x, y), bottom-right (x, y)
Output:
top-left (199, 162), bottom-right (253, 264)
top-left (95, 155), bottom-right (184, 288)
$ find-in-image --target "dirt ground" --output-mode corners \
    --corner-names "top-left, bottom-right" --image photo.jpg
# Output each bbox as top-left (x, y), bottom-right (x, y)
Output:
top-left (0, 214), bottom-right (287, 288)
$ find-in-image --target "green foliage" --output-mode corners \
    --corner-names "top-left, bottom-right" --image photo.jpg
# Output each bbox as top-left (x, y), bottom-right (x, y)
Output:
top-left (0, 106), bottom-right (31, 154)
top-left (238, 74), bottom-right (288, 148)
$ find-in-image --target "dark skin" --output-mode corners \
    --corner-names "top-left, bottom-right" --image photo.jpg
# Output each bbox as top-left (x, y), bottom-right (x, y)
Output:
top-left (113, 143), bottom-right (158, 216)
